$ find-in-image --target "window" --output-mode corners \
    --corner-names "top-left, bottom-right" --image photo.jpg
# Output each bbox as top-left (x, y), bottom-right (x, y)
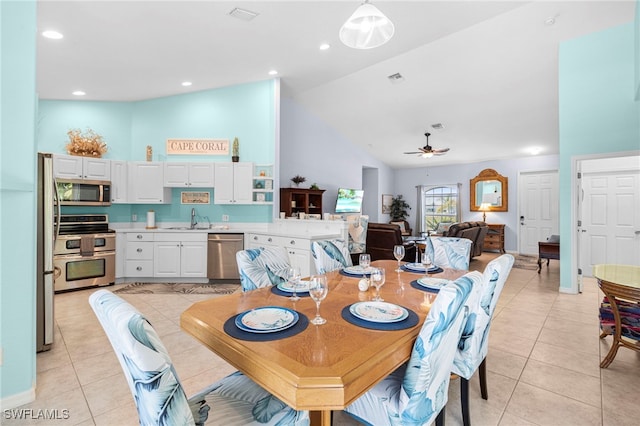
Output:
top-left (416, 184), bottom-right (461, 234)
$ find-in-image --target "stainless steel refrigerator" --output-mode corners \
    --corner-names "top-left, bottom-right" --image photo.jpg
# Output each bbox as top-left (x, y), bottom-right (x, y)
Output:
top-left (36, 153), bottom-right (58, 352)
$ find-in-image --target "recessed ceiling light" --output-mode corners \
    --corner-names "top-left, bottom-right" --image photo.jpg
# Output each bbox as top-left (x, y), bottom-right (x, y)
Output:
top-left (544, 16), bottom-right (556, 26)
top-left (181, 81), bottom-right (192, 87)
top-left (72, 91), bottom-right (86, 96)
top-left (319, 43), bottom-right (331, 51)
top-left (529, 147), bottom-right (542, 155)
top-left (268, 70), bottom-right (278, 76)
top-left (228, 7), bottom-right (259, 21)
top-left (42, 30), bottom-right (63, 39)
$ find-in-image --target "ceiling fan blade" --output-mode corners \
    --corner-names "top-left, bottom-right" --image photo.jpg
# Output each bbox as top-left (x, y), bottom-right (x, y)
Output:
top-left (433, 147), bottom-right (450, 153)
top-left (403, 151), bottom-right (423, 154)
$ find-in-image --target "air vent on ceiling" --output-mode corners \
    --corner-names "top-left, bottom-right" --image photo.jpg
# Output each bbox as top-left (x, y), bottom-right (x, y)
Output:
top-left (228, 7), bottom-right (259, 21)
top-left (387, 73), bottom-right (405, 84)
top-left (431, 123), bottom-right (444, 130)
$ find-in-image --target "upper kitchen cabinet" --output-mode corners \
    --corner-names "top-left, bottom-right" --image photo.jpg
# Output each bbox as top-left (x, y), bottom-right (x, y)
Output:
top-left (214, 162), bottom-right (253, 204)
top-left (110, 160), bottom-right (128, 204)
top-left (127, 162), bottom-right (171, 204)
top-left (53, 154), bottom-right (110, 181)
top-left (163, 162), bottom-right (214, 188)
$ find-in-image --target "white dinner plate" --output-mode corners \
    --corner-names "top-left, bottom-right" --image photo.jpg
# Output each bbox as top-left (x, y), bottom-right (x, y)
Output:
top-left (235, 307), bottom-right (299, 333)
top-left (404, 263), bottom-right (439, 272)
top-left (349, 301), bottom-right (409, 323)
top-left (416, 277), bottom-right (449, 290)
top-left (343, 265), bottom-right (372, 276)
top-left (276, 280), bottom-right (310, 293)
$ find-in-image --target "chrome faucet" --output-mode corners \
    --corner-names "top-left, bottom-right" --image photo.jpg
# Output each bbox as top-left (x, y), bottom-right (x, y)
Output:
top-left (190, 208), bottom-right (197, 229)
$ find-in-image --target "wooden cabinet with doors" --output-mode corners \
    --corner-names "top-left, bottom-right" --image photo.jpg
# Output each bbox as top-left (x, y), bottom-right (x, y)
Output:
top-left (280, 188), bottom-right (325, 218)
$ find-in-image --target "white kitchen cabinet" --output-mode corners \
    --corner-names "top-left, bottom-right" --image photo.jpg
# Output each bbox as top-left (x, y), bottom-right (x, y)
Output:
top-left (110, 160), bottom-right (128, 203)
top-left (53, 154), bottom-right (111, 180)
top-left (163, 162), bottom-right (214, 187)
top-left (128, 162), bottom-right (171, 204)
top-left (246, 233), bottom-right (279, 250)
top-left (124, 232), bottom-right (155, 277)
top-left (153, 234), bottom-right (207, 278)
top-left (214, 162), bottom-right (253, 204)
top-left (245, 233), bottom-right (316, 277)
top-left (115, 232), bottom-right (126, 279)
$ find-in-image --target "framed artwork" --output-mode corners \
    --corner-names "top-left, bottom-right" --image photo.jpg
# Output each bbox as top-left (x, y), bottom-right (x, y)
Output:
top-left (181, 192), bottom-right (210, 204)
top-left (382, 194), bottom-right (393, 214)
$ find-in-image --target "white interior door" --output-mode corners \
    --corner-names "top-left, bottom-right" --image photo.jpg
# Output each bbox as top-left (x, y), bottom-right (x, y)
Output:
top-left (518, 170), bottom-right (559, 255)
top-left (580, 157), bottom-right (640, 277)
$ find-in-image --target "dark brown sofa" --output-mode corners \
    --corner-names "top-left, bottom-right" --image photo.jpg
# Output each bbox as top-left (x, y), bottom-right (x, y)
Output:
top-left (366, 223), bottom-right (417, 262)
top-left (443, 221), bottom-right (488, 258)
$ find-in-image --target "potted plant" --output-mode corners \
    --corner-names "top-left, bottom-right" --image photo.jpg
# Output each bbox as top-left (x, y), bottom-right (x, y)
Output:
top-left (291, 175), bottom-right (306, 187)
top-left (309, 183), bottom-right (320, 190)
top-left (389, 195), bottom-right (411, 221)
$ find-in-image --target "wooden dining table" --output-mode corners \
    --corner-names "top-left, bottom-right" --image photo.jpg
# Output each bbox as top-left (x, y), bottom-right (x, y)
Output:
top-left (180, 259), bottom-right (466, 425)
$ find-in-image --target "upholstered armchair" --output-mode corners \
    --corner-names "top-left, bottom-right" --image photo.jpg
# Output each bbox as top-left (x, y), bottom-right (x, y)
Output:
top-left (89, 290), bottom-right (309, 425)
top-left (343, 272), bottom-right (482, 426)
top-left (365, 222), bottom-right (416, 262)
top-left (452, 254), bottom-right (514, 426)
top-left (389, 219), bottom-right (412, 236)
top-left (311, 239), bottom-right (352, 274)
top-left (443, 221), bottom-right (488, 259)
top-left (236, 246), bottom-right (291, 292)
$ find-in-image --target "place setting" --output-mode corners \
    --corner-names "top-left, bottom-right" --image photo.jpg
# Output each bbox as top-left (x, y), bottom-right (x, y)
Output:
top-left (400, 251), bottom-right (443, 275)
top-left (342, 267), bottom-right (418, 330)
top-left (223, 305), bottom-right (309, 341)
top-left (270, 267), bottom-right (310, 299)
top-left (340, 254), bottom-right (374, 278)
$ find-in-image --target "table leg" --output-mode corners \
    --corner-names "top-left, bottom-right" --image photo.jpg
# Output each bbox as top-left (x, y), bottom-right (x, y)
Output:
top-left (310, 410), bottom-right (332, 426)
top-left (537, 258), bottom-right (542, 273)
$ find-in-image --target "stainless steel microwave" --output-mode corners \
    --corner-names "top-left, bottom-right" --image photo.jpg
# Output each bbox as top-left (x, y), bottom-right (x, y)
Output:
top-left (56, 179), bottom-right (111, 206)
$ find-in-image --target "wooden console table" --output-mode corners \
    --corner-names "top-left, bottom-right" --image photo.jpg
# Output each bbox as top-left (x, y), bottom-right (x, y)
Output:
top-left (484, 224), bottom-right (505, 253)
top-left (537, 235), bottom-right (559, 273)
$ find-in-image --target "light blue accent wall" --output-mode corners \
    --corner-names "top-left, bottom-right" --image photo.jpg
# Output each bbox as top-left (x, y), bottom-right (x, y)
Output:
top-left (394, 155), bottom-right (560, 251)
top-left (37, 80), bottom-right (277, 224)
top-left (0, 0), bottom-right (37, 402)
top-left (280, 97), bottom-right (395, 222)
top-left (559, 22), bottom-right (640, 292)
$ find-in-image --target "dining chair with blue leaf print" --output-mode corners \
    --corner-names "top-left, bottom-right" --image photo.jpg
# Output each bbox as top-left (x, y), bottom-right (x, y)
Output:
top-left (343, 271), bottom-right (483, 426)
top-left (311, 238), bottom-right (353, 274)
top-left (89, 290), bottom-right (309, 426)
top-left (424, 237), bottom-right (473, 270)
top-left (452, 254), bottom-right (514, 426)
top-left (236, 246), bottom-right (291, 292)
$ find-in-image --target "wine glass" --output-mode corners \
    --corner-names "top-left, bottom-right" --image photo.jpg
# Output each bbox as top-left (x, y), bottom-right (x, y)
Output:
top-left (287, 266), bottom-right (301, 301)
top-left (393, 245), bottom-right (405, 272)
top-left (359, 253), bottom-right (371, 286)
top-left (421, 251), bottom-right (433, 277)
top-left (309, 274), bottom-right (328, 325)
top-left (370, 268), bottom-right (386, 302)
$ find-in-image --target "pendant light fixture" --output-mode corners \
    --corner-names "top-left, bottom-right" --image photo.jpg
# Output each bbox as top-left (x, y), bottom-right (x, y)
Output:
top-left (339, 0), bottom-right (395, 49)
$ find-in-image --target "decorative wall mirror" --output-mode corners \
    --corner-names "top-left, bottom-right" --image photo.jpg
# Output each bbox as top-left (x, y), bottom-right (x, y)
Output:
top-left (470, 168), bottom-right (508, 212)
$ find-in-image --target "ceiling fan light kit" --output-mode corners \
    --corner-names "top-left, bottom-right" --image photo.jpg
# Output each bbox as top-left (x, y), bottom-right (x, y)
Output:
top-left (339, 1), bottom-right (395, 49)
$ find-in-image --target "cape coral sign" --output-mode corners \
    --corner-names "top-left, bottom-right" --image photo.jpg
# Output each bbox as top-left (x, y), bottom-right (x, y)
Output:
top-left (166, 138), bottom-right (229, 155)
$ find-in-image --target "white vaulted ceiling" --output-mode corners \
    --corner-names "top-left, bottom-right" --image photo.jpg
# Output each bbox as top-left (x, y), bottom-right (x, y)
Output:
top-left (36, 1), bottom-right (636, 167)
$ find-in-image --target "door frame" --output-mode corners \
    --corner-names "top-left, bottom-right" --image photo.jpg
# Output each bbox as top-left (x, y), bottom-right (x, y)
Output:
top-left (570, 150), bottom-right (640, 294)
top-left (517, 168), bottom-right (559, 255)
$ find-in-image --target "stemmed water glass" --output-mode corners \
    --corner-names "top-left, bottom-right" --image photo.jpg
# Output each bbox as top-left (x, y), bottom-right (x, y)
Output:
top-left (393, 245), bottom-right (405, 272)
top-left (421, 251), bottom-right (433, 278)
top-left (359, 253), bottom-right (371, 286)
top-left (309, 274), bottom-right (328, 325)
top-left (287, 266), bottom-right (301, 301)
top-left (370, 268), bottom-right (386, 302)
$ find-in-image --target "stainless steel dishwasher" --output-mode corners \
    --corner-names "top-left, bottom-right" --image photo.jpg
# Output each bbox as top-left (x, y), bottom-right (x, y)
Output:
top-left (207, 233), bottom-right (243, 280)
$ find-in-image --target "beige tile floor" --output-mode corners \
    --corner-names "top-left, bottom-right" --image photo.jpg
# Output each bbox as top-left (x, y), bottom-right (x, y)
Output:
top-left (7, 253), bottom-right (640, 425)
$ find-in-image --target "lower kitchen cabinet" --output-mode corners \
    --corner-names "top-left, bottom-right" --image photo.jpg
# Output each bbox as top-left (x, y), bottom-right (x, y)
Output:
top-left (154, 238), bottom-right (207, 278)
top-left (122, 231), bottom-right (207, 279)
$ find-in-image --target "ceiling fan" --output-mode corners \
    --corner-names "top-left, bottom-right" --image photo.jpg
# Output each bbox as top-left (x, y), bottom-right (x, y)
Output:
top-left (404, 132), bottom-right (450, 158)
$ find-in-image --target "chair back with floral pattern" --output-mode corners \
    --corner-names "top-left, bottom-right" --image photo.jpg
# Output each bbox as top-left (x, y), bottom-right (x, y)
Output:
top-left (395, 272), bottom-right (479, 424)
top-left (452, 254), bottom-right (514, 379)
top-left (236, 246), bottom-right (291, 292)
top-left (89, 290), bottom-right (196, 425)
top-left (346, 214), bottom-right (369, 255)
top-left (424, 236), bottom-right (473, 270)
top-left (311, 239), bottom-right (353, 274)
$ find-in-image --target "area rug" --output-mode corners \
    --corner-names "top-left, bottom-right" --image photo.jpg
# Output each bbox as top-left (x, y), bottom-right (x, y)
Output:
top-left (512, 254), bottom-right (539, 270)
top-left (114, 282), bottom-right (240, 295)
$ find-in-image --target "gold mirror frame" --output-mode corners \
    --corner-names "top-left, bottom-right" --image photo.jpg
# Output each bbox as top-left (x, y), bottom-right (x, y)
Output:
top-left (470, 168), bottom-right (508, 212)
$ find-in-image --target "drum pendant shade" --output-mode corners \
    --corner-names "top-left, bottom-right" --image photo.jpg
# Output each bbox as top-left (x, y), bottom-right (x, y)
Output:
top-left (339, 2), bottom-right (394, 49)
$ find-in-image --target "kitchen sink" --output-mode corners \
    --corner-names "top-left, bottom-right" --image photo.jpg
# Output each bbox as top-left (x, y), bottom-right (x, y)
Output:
top-left (163, 226), bottom-right (208, 230)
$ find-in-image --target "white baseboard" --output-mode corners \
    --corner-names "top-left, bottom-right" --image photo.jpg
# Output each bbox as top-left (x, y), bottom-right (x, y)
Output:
top-left (0, 386), bottom-right (35, 411)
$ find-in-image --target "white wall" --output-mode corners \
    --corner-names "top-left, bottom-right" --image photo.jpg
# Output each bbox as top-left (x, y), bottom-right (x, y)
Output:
top-left (394, 154), bottom-right (559, 251)
top-left (280, 97), bottom-right (395, 222)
